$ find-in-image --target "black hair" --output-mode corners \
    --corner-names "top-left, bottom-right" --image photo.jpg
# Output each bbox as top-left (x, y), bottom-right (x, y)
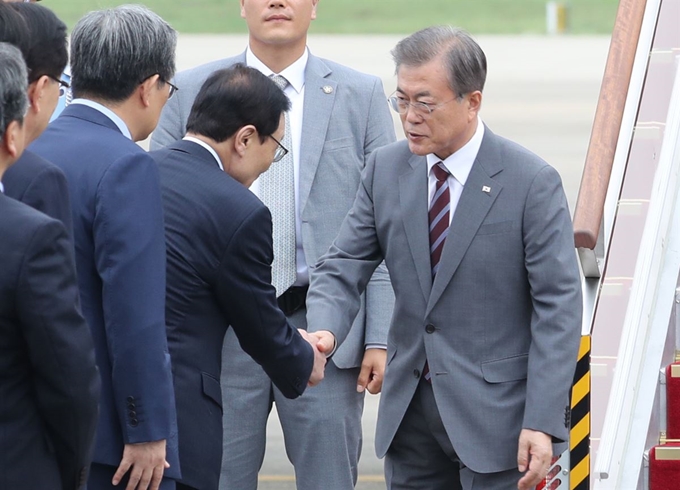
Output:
top-left (9, 3), bottom-right (68, 83)
top-left (186, 64), bottom-right (291, 143)
top-left (0, 3), bottom-right (30, 63)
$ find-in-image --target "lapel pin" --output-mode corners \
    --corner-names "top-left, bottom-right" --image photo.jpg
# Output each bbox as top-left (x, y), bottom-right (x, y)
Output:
top-left (482, 186), bottom-right (491, 193)
top-left (322, 85), bottom-right (333, 94)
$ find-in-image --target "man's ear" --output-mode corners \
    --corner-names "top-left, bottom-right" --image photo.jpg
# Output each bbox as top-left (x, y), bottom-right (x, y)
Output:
top-left (467, 90), bottom-right (482, 120)
top-left (311, 0), bottom-right (320, 20)
top-left (26, 76), bottom-right (50, 116)
top-left (139, 74), bottom-right (161, 108)
top-left (234, 125), bottom-right (257, 157)
top-left (3, 119), bottom-right (25, 159)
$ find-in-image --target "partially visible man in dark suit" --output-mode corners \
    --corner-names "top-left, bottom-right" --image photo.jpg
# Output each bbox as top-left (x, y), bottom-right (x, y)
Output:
top-left (0, 2), bottom-right (73, 236)
top-left (30, 6), bottom-right (181, 490)
top-left (150, 64), bottom-right (329, 490)
top-left (0, 42), bottom-right (100, 490)
top-left (153, 3), bottom-right (396, 488)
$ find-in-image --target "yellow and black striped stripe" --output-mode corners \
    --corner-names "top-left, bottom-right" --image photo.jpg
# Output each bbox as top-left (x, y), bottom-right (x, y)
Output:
top-left (569, 335), bottom-right (591, 490)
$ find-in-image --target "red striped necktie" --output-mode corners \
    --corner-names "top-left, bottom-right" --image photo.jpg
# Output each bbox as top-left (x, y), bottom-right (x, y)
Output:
top-left (423, 162), bottom-right (450, 383)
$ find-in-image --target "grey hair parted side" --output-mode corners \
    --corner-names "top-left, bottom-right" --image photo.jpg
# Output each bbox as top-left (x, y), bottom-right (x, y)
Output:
top-left (391, 26), bottom-right (487, 98)
top-left (70, 4), bottom-right (177, 103)
top-left (0, 42), bottom-right (28, 139)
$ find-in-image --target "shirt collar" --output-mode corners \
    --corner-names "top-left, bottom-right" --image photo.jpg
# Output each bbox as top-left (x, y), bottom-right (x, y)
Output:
top-left (426, 117), bottom-right (485, 186)
top-left (183, 136), bottom-right (224, 171)
top-left (70, 99), bottom-right (133, 140)
top-left (0, 181), bottom-right (4, 193)
top-left (245, 46), bottom-right (308, 94)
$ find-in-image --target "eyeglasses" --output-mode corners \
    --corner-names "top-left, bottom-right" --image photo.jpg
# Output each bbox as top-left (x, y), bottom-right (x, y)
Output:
top-left (388, 93), bottom-right (459, 117)
top-left (139, 74), bottom-right (179, 99)
top-left (165, 80), bottom-right (179, 99)
top-left (47, 74), bottom-right (70, 90)
top-left (270, 135), bottom-right (289, 163)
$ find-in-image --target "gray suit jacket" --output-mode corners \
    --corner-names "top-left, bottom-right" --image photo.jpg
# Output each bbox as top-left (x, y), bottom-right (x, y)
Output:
top-left (151, 51), bottom-right (396, 367)
top-left (306, 129), bottom-right (583, 472)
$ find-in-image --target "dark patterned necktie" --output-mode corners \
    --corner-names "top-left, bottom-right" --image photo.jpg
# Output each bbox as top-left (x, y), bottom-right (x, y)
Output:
top-left (424, 162), bottom-right (450, 382)
top-left (429, 162), bottom-right (451, 277)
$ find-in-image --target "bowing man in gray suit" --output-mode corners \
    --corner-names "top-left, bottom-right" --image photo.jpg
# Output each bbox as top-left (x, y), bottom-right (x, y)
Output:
top-left (306, 26), bottom-right (583, 490)
top-left (152, 1), bottom-right (395, 488)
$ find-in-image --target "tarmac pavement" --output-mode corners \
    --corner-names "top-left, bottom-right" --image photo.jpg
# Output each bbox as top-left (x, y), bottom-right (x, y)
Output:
top-left (165, 33), bottom-right (612, 489)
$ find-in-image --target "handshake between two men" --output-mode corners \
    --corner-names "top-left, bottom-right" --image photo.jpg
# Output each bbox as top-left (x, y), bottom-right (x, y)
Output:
top-left (299, 328), bottom-right (386, 394)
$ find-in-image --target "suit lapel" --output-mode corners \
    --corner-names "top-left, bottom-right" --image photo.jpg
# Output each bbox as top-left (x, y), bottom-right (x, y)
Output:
top-left (399, 154), bottom-right (432, 302)
top-left (298, 54), bottom-right (336, 213)
top-left (426, 128), bottom-right (504, 315)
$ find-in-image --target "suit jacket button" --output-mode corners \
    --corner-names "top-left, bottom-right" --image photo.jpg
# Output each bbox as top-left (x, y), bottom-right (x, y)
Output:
top-left (425, 324), bottom-right (435, 334)
top-left (128, 410), bottom-right (137, 418)
top-left (413, 369), bottom-right (420, 378)
top-left (127, 396), bottom-right (135, 403)
top-left (130, 418), bottom-right (139, 427)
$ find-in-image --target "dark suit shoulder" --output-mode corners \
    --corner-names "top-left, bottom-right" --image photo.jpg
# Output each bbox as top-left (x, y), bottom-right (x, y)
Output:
top-left (0, 195), bottom-right (65, 288)
top-left (153, 144), bottom-right (266, 231)
top-left (2, 151), bottom-right (73, 237)
top-left (0, 194), bottom-right (61, 240)
top-left (3, 151), bottom-right (63, 197)
top-left (3, 150), bottom-right (61, 185)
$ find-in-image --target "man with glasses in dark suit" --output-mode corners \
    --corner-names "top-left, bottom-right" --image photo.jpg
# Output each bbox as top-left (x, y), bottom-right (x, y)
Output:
top-left (0, 2), bottom-right (73, 237)
top-left (150, 63), bottom-right (328, 490)
top-left (152, 2), bottom-right (396, 487)
top-left (30, 6), bottom-right (182, 490)
top-left (0, 41), bottom-right (100, 490)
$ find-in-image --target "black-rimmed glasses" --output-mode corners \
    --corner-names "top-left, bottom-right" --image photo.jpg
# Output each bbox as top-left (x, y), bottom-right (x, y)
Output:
top-left (139, 74), bottom-right (179, 99)
top-left (270, 135), bottom-right (289, 163)
top-left (47, 74), bottom-right (70, 89)
top-left (165, 80), bottom-right (179, 99)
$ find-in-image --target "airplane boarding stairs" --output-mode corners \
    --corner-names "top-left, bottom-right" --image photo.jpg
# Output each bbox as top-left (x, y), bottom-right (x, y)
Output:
top-left (538, 0), bottom-right (680, 488)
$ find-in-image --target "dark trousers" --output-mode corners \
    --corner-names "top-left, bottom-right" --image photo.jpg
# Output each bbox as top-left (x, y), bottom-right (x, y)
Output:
top-left (176, 484), bottom-right (198, 490)
top-left (385, 379), bottom-right (523, 490)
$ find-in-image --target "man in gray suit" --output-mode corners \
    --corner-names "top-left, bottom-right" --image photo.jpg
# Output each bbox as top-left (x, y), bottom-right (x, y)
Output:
top-left (151, 1), bottom-right (395, 488)
top-left (307, 26), bottom-right (583, 490)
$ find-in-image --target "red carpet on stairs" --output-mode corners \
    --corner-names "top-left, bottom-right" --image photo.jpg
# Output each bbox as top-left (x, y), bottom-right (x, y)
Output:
top-left (650, 362), bottom-right (680, 490)
top-left (649, 443), bottom-right (680, 490)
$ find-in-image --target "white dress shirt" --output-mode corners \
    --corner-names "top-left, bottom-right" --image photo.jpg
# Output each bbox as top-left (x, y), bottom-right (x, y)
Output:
top-left (426, 117), bottom-right (485, 222)
top-left (183, 136), bottom-right (223, 171)
top-left (246, 47), bottom-right (309, 286)
top-left (70, 99), bottom-right (133, 140)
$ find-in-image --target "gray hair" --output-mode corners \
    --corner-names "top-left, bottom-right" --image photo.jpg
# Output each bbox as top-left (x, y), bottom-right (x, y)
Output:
top-left (0, 42), bottom-right (28, 140)
top-left (70, 4), bottom-right (177, 102)
top-left (392, 26), bottom-right (487, 97)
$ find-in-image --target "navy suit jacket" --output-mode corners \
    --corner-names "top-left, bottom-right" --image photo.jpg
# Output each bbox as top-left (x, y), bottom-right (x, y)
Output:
top-left (150, 140), bottom-right (313, 489)
top-left (30, 104), bottom-right (180, 478)
top-left (2, 149), bottom-right (74, 241)
top-left (0, 193), bottom-right (100, 490)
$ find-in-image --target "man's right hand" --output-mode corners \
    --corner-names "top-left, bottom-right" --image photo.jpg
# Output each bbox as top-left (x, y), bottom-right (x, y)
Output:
top-left (112, 439), bottom-right (169, 490)
top-left (298, 329), bottom-right (327, 386)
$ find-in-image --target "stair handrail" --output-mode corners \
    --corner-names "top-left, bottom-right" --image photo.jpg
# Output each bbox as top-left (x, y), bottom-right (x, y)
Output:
top-left (572, 0), bottom-right (648, 276)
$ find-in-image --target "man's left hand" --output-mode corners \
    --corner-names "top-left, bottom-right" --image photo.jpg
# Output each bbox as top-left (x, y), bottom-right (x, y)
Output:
top-left (517, 428), bottom-right (552, 490)
top-left (357, 348), bottom-right (386, 394)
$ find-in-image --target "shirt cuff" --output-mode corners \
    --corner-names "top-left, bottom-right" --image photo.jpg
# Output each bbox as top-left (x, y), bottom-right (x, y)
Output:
top-left (365, 343), bottom-right (387, 351)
